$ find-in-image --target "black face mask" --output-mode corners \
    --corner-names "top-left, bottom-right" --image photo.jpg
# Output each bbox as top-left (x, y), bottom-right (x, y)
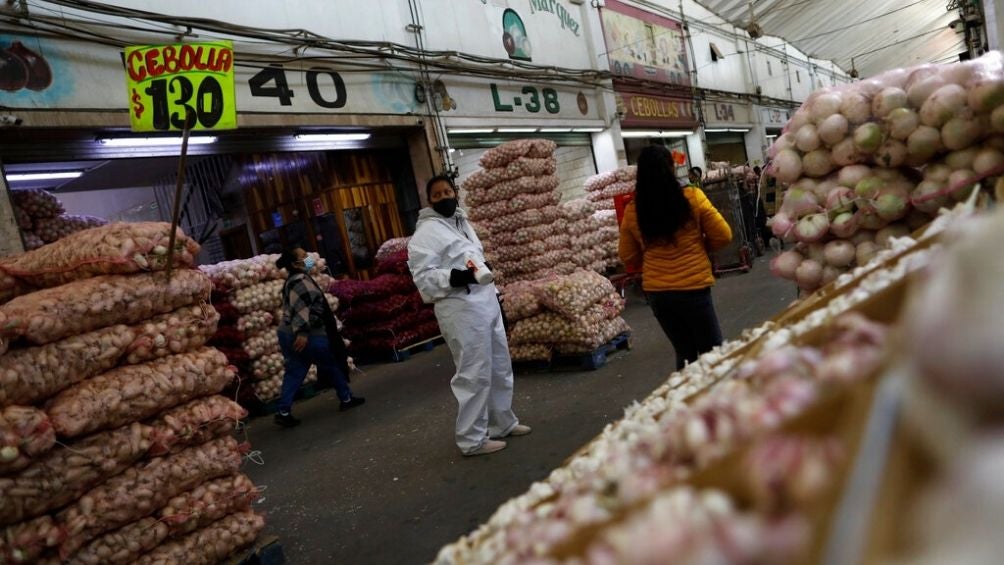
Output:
top-left (432, 197), bottom-right (459, 218)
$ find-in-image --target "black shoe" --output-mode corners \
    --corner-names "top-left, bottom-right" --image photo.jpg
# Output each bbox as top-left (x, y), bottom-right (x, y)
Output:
top-left (339, 397), bottom-right (366, 412)
top-left (274, 412), bottom-right (301, 427)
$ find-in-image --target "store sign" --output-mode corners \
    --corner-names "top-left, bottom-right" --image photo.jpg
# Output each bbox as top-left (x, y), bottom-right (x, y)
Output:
top-left (617, 91), bottom-right (697, 128)
top-left (600, 0), bottom-right (690, 86)
top-left (760, 107), bottom-right (792, 127)
top-left (124, 41), bottom-right (237, 132)
top-left (443, 76), bottom-right (601, 122)
top-left (702, 101), bottom-right (751, 125)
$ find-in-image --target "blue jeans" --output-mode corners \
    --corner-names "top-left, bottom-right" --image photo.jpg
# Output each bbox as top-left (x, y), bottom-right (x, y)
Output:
top-left (277, 331), bottom-right (353, 413)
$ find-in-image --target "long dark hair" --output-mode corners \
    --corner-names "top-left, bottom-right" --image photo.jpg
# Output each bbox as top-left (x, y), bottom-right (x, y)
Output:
top-left (635, 145), bottom-right (692, 244)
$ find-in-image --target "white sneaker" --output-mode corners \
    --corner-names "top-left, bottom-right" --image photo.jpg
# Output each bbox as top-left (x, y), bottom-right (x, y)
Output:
top-left (492, 424), bottom-right (532, 439)
top-left (465, 440), bottom-right (507, 456)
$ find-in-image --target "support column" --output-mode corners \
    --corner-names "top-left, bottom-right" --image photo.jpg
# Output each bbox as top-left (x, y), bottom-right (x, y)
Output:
top-left (0, 162), bottom-right (24, 258)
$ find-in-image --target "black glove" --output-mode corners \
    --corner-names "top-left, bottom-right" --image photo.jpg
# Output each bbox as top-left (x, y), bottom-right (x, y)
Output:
top-left (449, 268), bottom-right (477, 288)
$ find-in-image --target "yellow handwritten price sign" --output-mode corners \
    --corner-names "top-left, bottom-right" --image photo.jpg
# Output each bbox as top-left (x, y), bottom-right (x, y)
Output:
top-left (124, 41), bottom-right (237, 132)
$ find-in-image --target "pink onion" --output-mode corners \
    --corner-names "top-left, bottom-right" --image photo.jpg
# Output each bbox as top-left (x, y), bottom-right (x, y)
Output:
top-left (810, 93), bottom-right (843, 124)
top-left (906, 125), bottom-right (943, 162)
top-left (814, 179), bottom-right (839, 201)
top-left (920, 84), bottom-right (967, 127)
top-left (840, 92), bottom-right (872, 125)
top-left (825, 186), bottom-right (856, 214)
top-left (795, 259), bottom-right (824, 291)
top-left (770, 250), bottom-right (804, 280)
top-left (856, 241), bottom-right (879, 265)
top-left (967, 78), bottom-right (1004, 113)
top-left (780, 187), bottom-right (820, 218)
top-left (875, 140), bottom-right (907, 168)
top-left (823, 240), bottom-right (856, 267)
top-left (802, 149), bottom-right (835, 178)
top-left (832, 138), bottom-right (865, 166)
top-left (795, 124), bottom-right (821, 152)
top-left (794, 213), bottom-right (830, 243)
top-left (830, 212), bottom-right (859, 238)
top-left (886, 108), bottom-right (919, 141)
top-left (818, 114), bottom-right (849, 146)
top-left (853, 123), bottom-right (883, 153)
top-left (872, 87), bottom-right (908, 118)
top-left (772, 149), bottom-right (803, 183)
top-left (770, 212), bottom-right (795, 239)
top-left (973, 147), bottom-right (1004, 175)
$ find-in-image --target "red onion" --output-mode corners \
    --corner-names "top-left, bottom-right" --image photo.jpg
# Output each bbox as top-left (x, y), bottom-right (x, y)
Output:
top-left (770, 250), bottom-right (804, 280)
top-left (830, 212), bottom-right (859, 238)
top-left (825, 186), bottom-right (856, 214)
top-left (780, 187), bottom-right (821, 218)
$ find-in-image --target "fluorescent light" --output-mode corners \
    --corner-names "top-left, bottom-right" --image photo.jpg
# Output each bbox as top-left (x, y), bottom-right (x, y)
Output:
top-left (496, 127), bottom-right (539, 133)
top-left (448, 148), bottom-right (456, 153)
top-left (294, 133), bottom-right (371, 142)
top-left (7, 171), bottom-right (83, 182)
top-left (99, 136), bottom-right (217, 146)
top-left (539, 128), bottom-right (573, 133)
top-left (448, 128), bottom-right (494, 134)
top-left (572, 127), bottom-right (604, 133)
top-left (729, 128), bottom-right (751, 133)
top-left (703, 128), bottom-right (729, 133)
top-left (622, 130), bottom-right (693, 138)
top-left (765, 134), bottom-right (778, 139)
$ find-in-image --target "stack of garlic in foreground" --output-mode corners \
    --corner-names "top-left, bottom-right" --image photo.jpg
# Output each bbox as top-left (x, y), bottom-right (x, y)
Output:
top-left (0, 223), bottom-right (264, 564)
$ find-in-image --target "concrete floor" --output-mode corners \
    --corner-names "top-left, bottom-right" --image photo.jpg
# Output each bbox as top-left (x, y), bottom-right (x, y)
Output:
top-left (243, 257), bottom-right (795, 565)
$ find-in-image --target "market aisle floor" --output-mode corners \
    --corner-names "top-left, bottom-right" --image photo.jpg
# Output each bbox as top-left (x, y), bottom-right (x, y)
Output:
top-left (243, 257), bottom-right (795, 565)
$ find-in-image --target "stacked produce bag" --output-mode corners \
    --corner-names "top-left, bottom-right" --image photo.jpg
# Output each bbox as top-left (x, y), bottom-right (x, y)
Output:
top-left (11, 188), bottom-right (107, 251)
top-left (502, 269), bottom-right (631, 362)
top-left (767, 51), bottom-right (1004, 292)
top-left (583, 165), bottom-right (636, 211)
top-left (0, 222), bottom-right (264, 563)
top-left (560, 199), bottom-right (620, 273)
top-left (329, 238), bottom-right (439, 360)
top-left (200, 254), bottom-right (341, 407)
top-left (463, 139), bottom-right (576, 287)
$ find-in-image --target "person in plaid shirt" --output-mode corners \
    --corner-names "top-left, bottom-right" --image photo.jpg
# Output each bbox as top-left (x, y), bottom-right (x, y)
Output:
top-left (274, 248), bottom-right (364, 427)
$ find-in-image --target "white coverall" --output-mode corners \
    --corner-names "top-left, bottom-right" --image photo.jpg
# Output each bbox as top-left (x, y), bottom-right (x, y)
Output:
top-left (408, 207), bottom-right (519, 454)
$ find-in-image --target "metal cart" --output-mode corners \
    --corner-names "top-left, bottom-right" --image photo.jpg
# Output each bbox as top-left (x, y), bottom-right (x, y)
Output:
top-left (702, 173), bottom-right (754, 275)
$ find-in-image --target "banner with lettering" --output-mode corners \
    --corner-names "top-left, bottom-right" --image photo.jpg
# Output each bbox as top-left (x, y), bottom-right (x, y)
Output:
top-left (616, 90), bottom-right (697, 129)
top-left (124, 41), bottom-right (237, 132)
top-left (600, 0), bottom-right (690, 87)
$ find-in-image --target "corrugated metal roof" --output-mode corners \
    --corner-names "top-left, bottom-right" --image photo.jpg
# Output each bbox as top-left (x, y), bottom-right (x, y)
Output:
top-left (696, 0), bottom-right (966, 77)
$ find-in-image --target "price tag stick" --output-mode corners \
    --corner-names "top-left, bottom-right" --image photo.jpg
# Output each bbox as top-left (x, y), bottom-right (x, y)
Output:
top-left (165, 111), bottom-right (195, 282)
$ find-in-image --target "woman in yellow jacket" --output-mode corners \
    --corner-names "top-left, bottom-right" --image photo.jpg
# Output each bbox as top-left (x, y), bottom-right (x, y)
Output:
top-left (619, 146), bottom-right (733, 370)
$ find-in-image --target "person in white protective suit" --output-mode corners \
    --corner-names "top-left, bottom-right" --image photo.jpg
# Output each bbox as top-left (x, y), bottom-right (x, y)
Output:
top-left (408, 174), bottom-right (532, 456)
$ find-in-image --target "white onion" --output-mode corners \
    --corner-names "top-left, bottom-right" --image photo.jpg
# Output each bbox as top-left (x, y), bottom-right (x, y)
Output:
top-left (795, 259), bottom-right (824, 290)
top-left (946, 147), bottom-right (980, 170)
top-left (788, 109), bottom-right (811, 133)
top-left (992, 106), bottom-right (1004, 134)
top-left (823, 240), bottom-right (855, 267)
top-left (802, 149), bottom-right (835, 178)
top-left (853, 123), bottom-right (883, 153)
top-left (818, 114), bottom-right (849, 146)
top-left (856, 241), bottom-right (879, 265)
top-left (911, 180), bottom-right (949, 214)
top-left (795, 124), bottom-right (821, 152)
top-left (837, 165), bottom-right (872, 188)
top-left (875, 139), bottom-right (908, 168)
top-left (804, 242), bottom-right (827, 264)
top-left (875, 223), bottom-right (911, 247)
top-left (924, 163), bottom-right (952, 182)
top-left (872, 87), bottom-right (908, 118)
top-left (941, 117), bottom-right (984, 151)
top-left (832, 138), bottom-right (864, 166)
top-left (906, 71), bottom-right (946, 108)
top-left (855, 176), bottom-right (884, 199)
top-left (772, 149), bottom-right (803, 183)
top-left (830, 212), bottom-right (859, 238)
top-left (794, 213), bottom-right (830, 243)
top-left (840, 92), bottom-right (872, 125)
top-left (825, 186), bottom-right (856, 214)
top-left (821, 265), bottom-right (843, 285)
top-left (966, 78), bottom-right (1004, 112)
top-left (873, 187), bottom-right (910, 221)
top-left (920, 84), bottom-right (967, 127)
top-left (948, 169), bottom-right (978, 201)
top-left (887, 108), bottom-right (919, 141)
top-left (850, 230), bottom-right (876, 245)
top-left (810, 93), bottom-right (843, 123)
top-left (770, 250), bottom-right (803, 280)
top-left (906, 126), bottom-right (943, 162)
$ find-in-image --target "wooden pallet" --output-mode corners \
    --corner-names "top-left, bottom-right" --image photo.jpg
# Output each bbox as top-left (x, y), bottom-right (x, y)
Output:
top-left (225, 534), bottom-right (285, 565)
top-left (514, 332), bottom-right (633, 373)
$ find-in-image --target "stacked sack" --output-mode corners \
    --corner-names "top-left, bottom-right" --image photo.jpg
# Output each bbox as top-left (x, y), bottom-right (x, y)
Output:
top-left (463, 139), bottom-right (576, 287)
top-left (560, 199), bottom-right (620, 273)
top-left (584, 165), bottom-right (636, 211)
top-left (330, 238), bottom-right (439, 360)
top-left (768, 51), bottom-right (1004, 292)
top-left (11, 188), bottom-right (108, 250)
top-left (0, 222), bottom-right (265, 563)
top-left (502, 269), bottom-right (631, 362)
top-left (201, 255), bottom-right (342, 407)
